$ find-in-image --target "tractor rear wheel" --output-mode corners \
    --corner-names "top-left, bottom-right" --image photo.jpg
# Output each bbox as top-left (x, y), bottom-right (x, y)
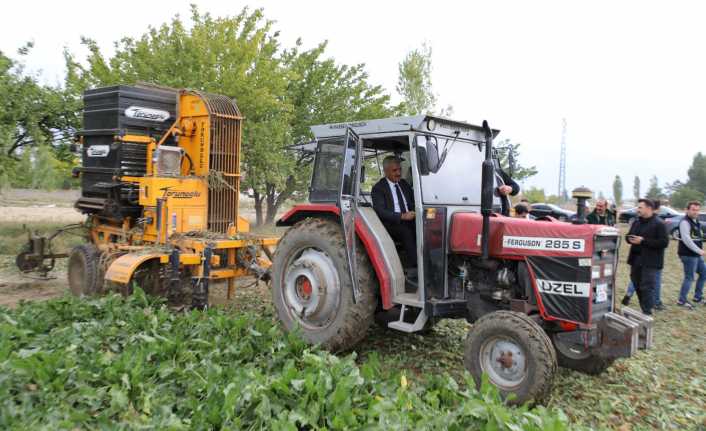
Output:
top-left (272, 217), bottom-right (377, 352)
top-left (464, 311), bottom-right (557, 405)
top-left (552, 334), bottom-right (615, 375)
top-left (67, 244), bottom-right (102, 296)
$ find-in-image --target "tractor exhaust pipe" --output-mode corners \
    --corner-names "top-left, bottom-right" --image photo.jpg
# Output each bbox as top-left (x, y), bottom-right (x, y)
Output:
top-left (480, 120), bottom-right (495, 260)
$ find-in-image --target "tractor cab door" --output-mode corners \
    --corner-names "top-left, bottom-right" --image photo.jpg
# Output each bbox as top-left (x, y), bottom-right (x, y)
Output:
top-left (338, 127), bottom-right (362, 301)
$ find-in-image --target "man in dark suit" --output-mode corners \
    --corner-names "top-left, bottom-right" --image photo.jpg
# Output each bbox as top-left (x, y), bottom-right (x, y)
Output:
top-left (371, 156), bottom-right (417, 267)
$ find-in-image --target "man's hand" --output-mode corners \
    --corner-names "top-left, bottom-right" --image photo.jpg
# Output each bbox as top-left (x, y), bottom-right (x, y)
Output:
top-left (497, 185), bottom-right (513, 196)
top-left (699, 249), bottom-right (705, 257)
top-left (627, 235), bottom-right (643, 245)
top-left (401, 211), bottom-right (416, 221)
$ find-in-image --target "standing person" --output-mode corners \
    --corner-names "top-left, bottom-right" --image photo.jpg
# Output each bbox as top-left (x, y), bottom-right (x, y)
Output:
top-left (625, 199), bottom-right (669, 315)
top-left (622, 200), bottom-right (666, 310)
top-left (587, 199), bottom-right (615, 226)
top-left (676, 201), bottom-right (705, 308)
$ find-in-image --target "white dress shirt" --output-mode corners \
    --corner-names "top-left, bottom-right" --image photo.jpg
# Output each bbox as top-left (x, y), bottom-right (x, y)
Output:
top-left (386, 178), bottom-right (410, 213)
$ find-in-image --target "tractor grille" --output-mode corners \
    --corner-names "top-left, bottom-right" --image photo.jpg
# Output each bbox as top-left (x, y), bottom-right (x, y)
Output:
top-left (198, 92), bottom-right (242, 234)
top-left (591, 235), bottom-right (619, 321)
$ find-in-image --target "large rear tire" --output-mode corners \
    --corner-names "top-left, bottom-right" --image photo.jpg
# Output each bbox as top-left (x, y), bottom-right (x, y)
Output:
top-left (464, 311), bottom-right (557, 405)
top-left (272, 217), bottom-right (377, 352)
top-left (552, 334), bottom-right (615, 375)
top-left (67, 244), bottom-right (102, 296)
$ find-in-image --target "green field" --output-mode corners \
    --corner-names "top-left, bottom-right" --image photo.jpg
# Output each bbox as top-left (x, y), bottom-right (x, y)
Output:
top-left (1, 224), bottom-right (705, 430)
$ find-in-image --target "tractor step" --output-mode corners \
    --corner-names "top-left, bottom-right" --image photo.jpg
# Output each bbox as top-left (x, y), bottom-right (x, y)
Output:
top-left (388, 304), bottom-right (428, 333)
top-left (392, 292), bottom-right (424, 307)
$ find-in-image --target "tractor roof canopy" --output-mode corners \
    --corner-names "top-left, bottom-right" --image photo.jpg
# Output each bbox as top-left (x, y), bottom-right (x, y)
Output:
top-left (310, 115), bottom-right (499, 143)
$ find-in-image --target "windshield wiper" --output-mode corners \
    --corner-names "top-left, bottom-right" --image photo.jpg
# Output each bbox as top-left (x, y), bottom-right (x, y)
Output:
top-left (436, 130), bottom-right (460, 170)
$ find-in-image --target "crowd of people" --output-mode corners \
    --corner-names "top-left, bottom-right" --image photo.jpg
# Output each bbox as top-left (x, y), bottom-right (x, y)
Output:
top-left (512, 196), bottom-right (705, 316)
top-left (559, 197), bottom-right (703, 316)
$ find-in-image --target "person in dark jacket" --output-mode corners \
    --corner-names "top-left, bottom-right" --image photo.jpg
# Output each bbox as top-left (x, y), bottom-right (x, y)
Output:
top-left (622, 199), bottom-right (666, 310)
top-left (625, 198), bottom-right (669, 314)
top-left (587, 199), bottom-right (615, 226)
top-left (371, 156), bottom-right (417, 267)
top-left (676, 201), bottom-right (705, 308)
top-left (497, 168), bottom-right (520, 216)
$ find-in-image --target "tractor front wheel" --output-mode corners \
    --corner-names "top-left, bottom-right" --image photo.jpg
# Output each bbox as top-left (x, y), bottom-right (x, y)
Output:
top-left (464, 311), bottom-right (557, 405)
top-left (272, 217), bottom-right (377, 352)
top-left (552, 334), bottom-right (615, 375)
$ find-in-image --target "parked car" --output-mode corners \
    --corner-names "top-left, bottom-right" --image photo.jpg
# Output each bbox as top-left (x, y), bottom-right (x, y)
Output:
top-left (618, 206), bottom-right (683, 224)
top-left (529, 203), bottom-right (576, 222)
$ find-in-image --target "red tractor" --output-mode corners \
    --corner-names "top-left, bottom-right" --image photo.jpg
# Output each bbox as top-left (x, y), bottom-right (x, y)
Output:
top-left (272, 116), bottom-right (652, 404)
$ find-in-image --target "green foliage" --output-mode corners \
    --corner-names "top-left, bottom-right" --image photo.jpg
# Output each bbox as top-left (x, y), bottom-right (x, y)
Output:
top-left (65, 6), bottom-right (391, 225)
top-left (686, 152), bottom-right (706, 194)
top-left (0, 46), bottom-right (80, 190)
top-left (646, 175), bottom-right (665, 201)
top-left (612, 175), bottom-right (623, 206)
top-left (669, 186), bottom-right (704, 210)
top-left (396, 43), bottom-right (437, 116)
top-left (495, 139), bottom-right (538, 182)
top-left (523, 187), bottom-right (546, 203)
top-left (633, 176), bottom-right (640, 201)
top-left (0, 294), bottom-right (572, 430)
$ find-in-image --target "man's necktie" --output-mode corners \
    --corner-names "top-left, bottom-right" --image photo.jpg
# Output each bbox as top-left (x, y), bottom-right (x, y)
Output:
top-left (395, 183), bottom-right (407, 213)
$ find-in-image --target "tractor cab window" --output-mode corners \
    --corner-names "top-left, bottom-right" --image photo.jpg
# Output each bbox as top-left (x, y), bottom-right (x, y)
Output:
top-left (310, 138), bottom-right (345, 202)
top-left (416, 134), bottom-right (487, 206)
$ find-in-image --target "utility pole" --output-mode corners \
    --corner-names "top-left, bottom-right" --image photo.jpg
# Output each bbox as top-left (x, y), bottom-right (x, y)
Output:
top-left (558, 118), bottom-right (567, 201)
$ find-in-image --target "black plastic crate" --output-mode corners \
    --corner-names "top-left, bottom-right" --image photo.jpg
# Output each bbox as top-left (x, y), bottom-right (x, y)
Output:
top-left (82, 85), bottom-right (177, 135)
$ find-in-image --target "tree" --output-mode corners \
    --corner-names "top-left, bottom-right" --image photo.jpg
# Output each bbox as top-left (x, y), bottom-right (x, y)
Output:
top-left (612, 175), bottom-right (623, 206)
top-left (523, 187), bottom-right (546, 203)
top-left (670, 186), bottom-right (704, 209)
top-left (646, 175), bottom-right (664, 201)
top-left (633, 176), bottom-right (641, 201)
top-left (494, 139), bottom-right (538, 182)
top-left (65, 7), bottom-right (391, 225)
top-left (686, 152), bottom-right (706, 194)
top-left (396, 43), bottom-right (436, 115)
top-left (0, 46), bottom-right (80, 189)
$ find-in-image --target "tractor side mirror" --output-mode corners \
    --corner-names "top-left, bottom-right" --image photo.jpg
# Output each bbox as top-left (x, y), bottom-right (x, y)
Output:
top-left (360, 164), bottom-right (366, 183)
top-left (416, 146), bottom-right (430, 176)
top-left (425, 135), bottom-right (440, 173)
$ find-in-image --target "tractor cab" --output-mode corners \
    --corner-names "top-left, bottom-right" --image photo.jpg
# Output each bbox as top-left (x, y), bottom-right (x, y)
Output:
top-left (286, 116), bottom-right (511, 322)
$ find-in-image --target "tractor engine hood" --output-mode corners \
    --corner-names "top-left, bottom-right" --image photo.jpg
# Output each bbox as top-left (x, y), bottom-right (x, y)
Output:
top-left (450, 212), bottom-right (616, 258)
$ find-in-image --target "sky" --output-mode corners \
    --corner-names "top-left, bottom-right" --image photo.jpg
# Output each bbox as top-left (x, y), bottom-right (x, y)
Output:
top-left (2, 0), bottom-right (705, 202)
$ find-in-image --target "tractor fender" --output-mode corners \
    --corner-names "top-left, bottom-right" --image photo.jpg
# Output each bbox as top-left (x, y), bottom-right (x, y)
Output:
top-left (105, 252), bottom-right (166, 285)
top-left (276, 204), bottom-right (398, 309)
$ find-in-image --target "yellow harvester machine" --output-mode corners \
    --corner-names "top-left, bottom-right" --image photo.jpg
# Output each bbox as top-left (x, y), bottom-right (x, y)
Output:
top-left (17, 85), bottom-right (277, 308)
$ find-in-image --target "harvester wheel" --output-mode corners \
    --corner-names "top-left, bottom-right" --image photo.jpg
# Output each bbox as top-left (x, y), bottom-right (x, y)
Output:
top-left (127, 259), bottom-right (166, 297)
top-left (67, 244), bottom-right (102, 296)
top-left (272, 217), bottom-right (377, 352)
top-left (551, 335), bottom-right (615, 375)
top-left (464, 311), bottom-right (557, 405)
